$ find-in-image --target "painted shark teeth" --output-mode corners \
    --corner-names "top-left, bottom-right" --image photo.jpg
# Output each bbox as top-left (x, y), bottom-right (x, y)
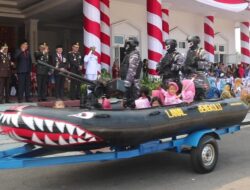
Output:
top-left (69, 136), bottom-right (77, 144)
top-left (44, 135), bottom-right (57, 145)
top-left (85, 133), bottom-right (92, 139)
top-left (11, 131), bottom-right (26, 141)
top-left (66, 124), bottom-right (75, 135)
top-left (1, 113), bottom-right (101, 146)
top-left (89, 137), bottom-right (96, 142)
top-left (44, 119), bottom-right (54, 132)
top-left (0, 113), bottom-right (20, 127)
top-left (32, 133), bottom-right (43, 144)
top-left (76, 128), bottom-right (85, 136)
top-left (11, 113), bottom-right (19, 127)
top-left (22, 116), bottom-right (35, 130)
top-left (77, 138), bottom-right (86, 143)
top-left (55, 122), bottom-right (65, 133)
top-left (34, 118), bottom-right (44, 131)
top-left (6, 114), bottom-right (12, 125)
top-left (58, 135), bottom-right (68, 145)
top-left (2, 114), bottom-right (8, 123)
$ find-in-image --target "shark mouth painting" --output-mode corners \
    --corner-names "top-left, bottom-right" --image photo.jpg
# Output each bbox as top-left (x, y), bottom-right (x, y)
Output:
top-left (0, 110), bottom-right (103, 147)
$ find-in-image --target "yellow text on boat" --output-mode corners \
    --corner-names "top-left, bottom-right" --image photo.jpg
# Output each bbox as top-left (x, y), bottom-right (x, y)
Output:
top-left (198, 104), bottom-right (223, 113)
top-left (165, 108), bottom-right (187, 118)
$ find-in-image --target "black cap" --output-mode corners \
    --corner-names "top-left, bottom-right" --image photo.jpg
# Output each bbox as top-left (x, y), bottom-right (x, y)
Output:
top-left (56, 45), bottom-right (63, 49)
top-left (19, 39), bottom-right (28, 46)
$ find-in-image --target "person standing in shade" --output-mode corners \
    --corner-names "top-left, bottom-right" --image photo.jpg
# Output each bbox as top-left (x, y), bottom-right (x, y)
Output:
top-left (84, 46), bottom-right (99, 81)
top-left (52, 45), bottom-right (68, 100)
top-left (0, 43), bottom-right (12, 104)
top-left (142, 59), bottom-right (149, 79)
top-left (34, 42), bottom-right (51, 102)
top-left (14, 40), bottom-right (32, 103)
top-left (68, 42), bottom-right (83, 100)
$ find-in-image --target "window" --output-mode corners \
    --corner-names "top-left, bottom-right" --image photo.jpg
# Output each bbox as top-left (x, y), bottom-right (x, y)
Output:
top-left (114, 35), bottom-right (124, 45)
top-left (219, 45), bottom-right (225, 52)
top-left (179, 41), bottom-right (186, 49)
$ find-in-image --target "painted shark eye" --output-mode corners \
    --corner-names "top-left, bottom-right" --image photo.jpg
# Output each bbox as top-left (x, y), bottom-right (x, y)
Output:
top-left (70, 112), bottom-right (95, 119)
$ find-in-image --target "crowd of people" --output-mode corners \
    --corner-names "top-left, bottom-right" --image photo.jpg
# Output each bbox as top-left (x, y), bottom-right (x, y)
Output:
top-left (0, 40), bottom-right (99, 104)
top-left (1, 35), bottom-right (250, 107)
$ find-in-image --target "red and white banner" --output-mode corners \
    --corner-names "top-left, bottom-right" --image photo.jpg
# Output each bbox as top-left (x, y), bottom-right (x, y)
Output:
top-left (83, 0), bottom-right (101, 72)
top-left (204, 16), bottom-right (214, 63)
top-left (196, 0), bottom-right (249, 12)
top-left (147, 0), bottom-right (163, 76)
top-left (100, 0), bottom-right (111, 72)
top-left (240, 22), bottom-right (250, 65)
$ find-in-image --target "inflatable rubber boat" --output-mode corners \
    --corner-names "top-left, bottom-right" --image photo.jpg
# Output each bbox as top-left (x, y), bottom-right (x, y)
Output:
top-left (0, 98), bottom-right (248, 149)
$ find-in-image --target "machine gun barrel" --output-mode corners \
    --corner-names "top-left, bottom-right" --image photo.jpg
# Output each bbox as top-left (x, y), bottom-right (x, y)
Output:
top-left (37, 60), bottom-right (96, 86)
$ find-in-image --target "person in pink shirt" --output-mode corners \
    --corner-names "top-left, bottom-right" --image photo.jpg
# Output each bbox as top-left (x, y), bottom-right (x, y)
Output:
top-left (181, 79), bottom-right (195, 104)
top-left (161, 82), bottom-right (182, 106)
top-left (135, 87), bottom-right (151, 109)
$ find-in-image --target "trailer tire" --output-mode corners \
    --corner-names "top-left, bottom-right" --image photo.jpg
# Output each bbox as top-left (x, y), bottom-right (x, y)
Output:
top-left (191, 135), bottom-right (218, 174)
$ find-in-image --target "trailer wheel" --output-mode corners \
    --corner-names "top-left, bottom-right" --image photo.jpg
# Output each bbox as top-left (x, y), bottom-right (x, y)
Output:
top-left (191, 135), bottom-right (218, 174)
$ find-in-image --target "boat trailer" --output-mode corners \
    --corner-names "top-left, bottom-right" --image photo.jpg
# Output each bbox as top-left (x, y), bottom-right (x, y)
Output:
top-left (0, 125), bottom-right (240, 173)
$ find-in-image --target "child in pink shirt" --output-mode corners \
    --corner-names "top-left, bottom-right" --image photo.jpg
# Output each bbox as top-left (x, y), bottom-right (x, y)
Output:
top-left (161, 82), bottom-right (182, 106)
top-left (181, 79), bottom-right (195, 104)
top-left (135, 87), bottom-right (151, 109)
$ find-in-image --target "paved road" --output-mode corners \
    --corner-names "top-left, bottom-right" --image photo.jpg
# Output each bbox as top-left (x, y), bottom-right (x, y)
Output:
top-left (0, 105), bottom-right (250, 190)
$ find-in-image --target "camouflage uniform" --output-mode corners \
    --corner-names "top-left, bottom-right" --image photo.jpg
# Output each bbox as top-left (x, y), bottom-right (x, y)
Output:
top-left (124, 49), bottom-right (142, 105)
top-left (183, 47), bottom-right (209, 76)
top-left (157, 51), bottom-right (184, 84)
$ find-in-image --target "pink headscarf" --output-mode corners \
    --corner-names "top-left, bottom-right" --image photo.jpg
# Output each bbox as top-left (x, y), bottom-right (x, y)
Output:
top-left (181, 79), bottom-right (195, 103)
top-left (152, 90), bottom-right (165, 104)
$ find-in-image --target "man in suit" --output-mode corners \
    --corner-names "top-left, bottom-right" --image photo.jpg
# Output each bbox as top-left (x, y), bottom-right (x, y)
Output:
top-left (0, 43), bottom-right (12, 104)
top-left (14, 40), bottom-right (32, 103)
top-left (52, 45), bottom-right (68, 100)
top-left (34, 42), bottom-right (51, 101)
top-left (68, 42), bottom-right (83, 100)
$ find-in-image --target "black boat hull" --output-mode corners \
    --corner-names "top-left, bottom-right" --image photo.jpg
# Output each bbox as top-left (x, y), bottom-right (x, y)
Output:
top-left (0, 98), bottom-right (248, 148)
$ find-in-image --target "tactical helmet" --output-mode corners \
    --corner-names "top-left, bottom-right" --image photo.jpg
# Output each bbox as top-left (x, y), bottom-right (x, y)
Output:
top-left (125, 37), bottom-right (139, 48)
top-left (187, 35), bottom-right (200, 48)
top-left (165, 39), bottom-right (177, 50)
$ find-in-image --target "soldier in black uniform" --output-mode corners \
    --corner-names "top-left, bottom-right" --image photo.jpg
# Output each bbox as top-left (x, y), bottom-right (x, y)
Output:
top-left (34, 43), bottom-right (51, 101)
top-left (183, 36), bottom-right (209, 76)
top-left (157, 39), bottom-right (184, 87)
top-left (0, 43), bottom-right (12, 104)
top-left (122, 37), bottom-right (142, 108)
top-left (68, 42), bottom-right (83, 100)
top-left (183, 36), bottom-right (210, 100)
top-left (52, 45), bottom-right (68, 100)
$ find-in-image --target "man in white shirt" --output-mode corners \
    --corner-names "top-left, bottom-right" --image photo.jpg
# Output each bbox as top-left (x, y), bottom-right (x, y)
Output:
top-left (84, 46), bottom-right (99, 81)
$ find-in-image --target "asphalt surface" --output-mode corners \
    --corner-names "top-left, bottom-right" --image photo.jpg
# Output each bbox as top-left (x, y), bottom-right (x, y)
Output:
top-left (0, 104), bottom-right (250, 190)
